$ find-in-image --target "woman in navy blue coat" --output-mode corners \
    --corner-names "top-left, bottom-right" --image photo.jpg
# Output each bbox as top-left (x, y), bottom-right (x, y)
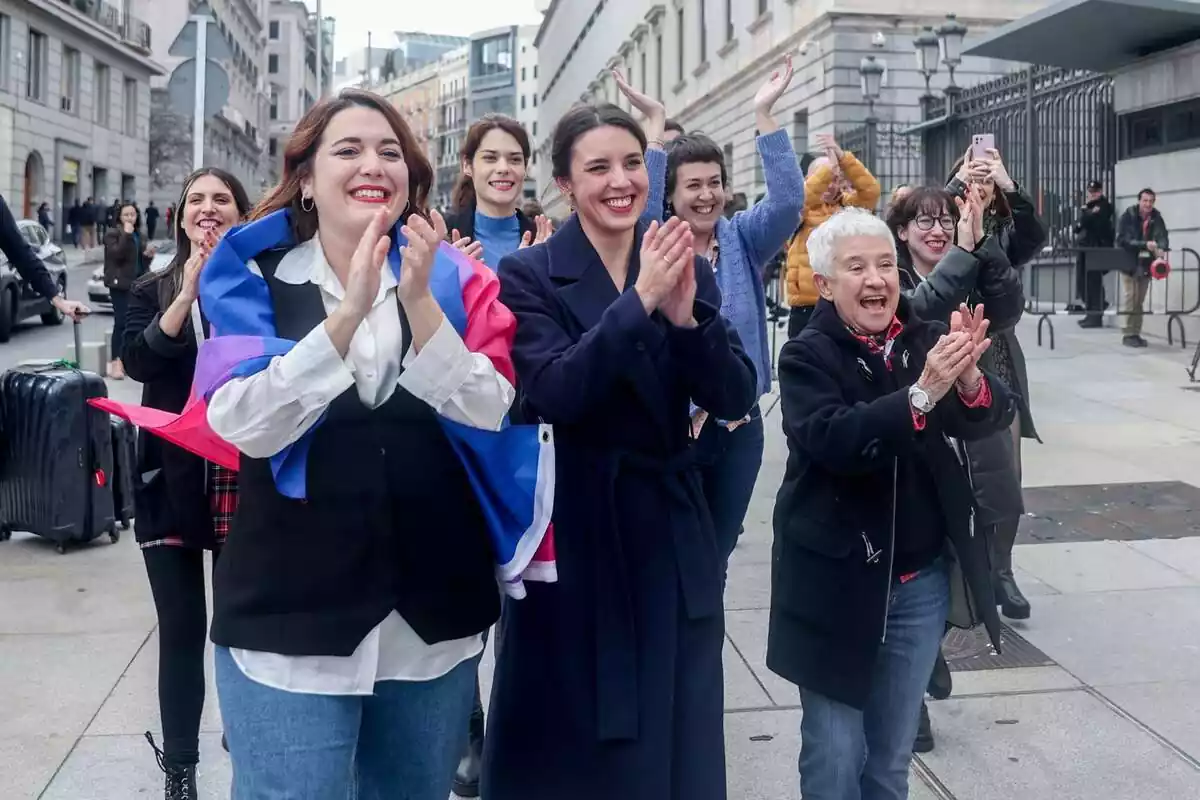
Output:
top-left (483, 103), bottom-right (758, 799)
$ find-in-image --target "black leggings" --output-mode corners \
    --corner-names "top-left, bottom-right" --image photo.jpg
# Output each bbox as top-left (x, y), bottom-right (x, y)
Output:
top-left (142, 545), bottom-right (218, 767)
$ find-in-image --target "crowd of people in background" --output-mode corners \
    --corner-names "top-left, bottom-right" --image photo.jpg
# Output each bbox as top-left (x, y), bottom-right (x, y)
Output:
top-left (0, 41), bottom-right (1157, 799)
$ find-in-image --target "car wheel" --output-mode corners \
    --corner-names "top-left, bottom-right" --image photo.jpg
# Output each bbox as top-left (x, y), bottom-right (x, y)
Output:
top-left (0, 286), bottom-right (16, 343)
top-left (41, 278), bottom-right (66, 326)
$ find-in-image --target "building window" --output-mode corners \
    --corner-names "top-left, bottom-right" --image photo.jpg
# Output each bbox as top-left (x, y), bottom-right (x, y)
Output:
top-left (521, 67), bottom-right (526, 81)
top-left (627, 64), bottom-right (634, 100)
top-left (26, 29), bottom-right (48, 101)
top-left (698, 0), bottom-right (707, 63)
top-left (123, 78), bottom-right (138, 136)
top-left (269, 137), bottom-right (277, 157)
top-left (269, 20), bottom-right (279, 39)
top-left (656, 33), bottom-right (663, 98)
top-left (269, 54), bottom-right (279, 74)
top-left (62, 47), bottom-right (81, 115)
top-left (640, 51), bottom-right (647, 93)
top-left (792, 110), bottom-right (809, 155)
top-left (521, 94), bottom-right (526, 110)
top-left (95, 62), bottom-right (111, 126)
top-left (676, 8), bottom-right (685, 82)
top-left (0, 16), bottom-right (10, 89)
top-left (758, 0), bottom-right (768, 14)
top-left (1121, 97), bottom-right (1200, 159)
top-left (269, 101), bottom-right (278, 120)
top-left (534, 65), bottom-right (538, 79)
top-left (533, 121), bottom-right (537, 136)
top-left (726, 0), bottom-right (735, 41)
top-left (723, 143), bottom-right (734, 170)
top-left (473, 34), bottom-right (514, 77)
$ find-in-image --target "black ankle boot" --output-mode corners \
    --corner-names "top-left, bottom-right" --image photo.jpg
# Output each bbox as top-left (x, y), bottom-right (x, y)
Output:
top-left (145, 732), bottom-right (198, 800)
top-left (452, 703), bottom-right (485, 798)
top-left (995, 569), bottom-right (1031, 620)
top-left (992, 520), bottom-right (1032, 620)
top-left (927, 650), bottom-right (953, 701)
top-left (913, 702), bottom-right (935, 753)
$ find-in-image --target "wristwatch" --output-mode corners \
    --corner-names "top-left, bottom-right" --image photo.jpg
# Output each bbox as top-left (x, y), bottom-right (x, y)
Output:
top-left (909, 384), bottom-right (935, 414)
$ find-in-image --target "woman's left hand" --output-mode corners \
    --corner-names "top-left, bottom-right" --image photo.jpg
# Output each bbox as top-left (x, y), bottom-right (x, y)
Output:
top-left (985, 148), bottom-right (1015, 192)
top-left (520, 215), bottom-right (553, 248)
top-left (659, 246), bottom-right (697, 328)
top-left (753, 55), bottom-right (793, 116)
top-left (398, 210), bottom-right (448, 303)
top-left (612, 69), bottom-right (666, 141)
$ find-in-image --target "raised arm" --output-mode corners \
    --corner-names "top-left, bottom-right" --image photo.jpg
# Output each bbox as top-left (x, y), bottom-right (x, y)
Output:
top-left (729, 56), bottom-right (805, 269)
top-left (612, 69), bottom-right (668, 223)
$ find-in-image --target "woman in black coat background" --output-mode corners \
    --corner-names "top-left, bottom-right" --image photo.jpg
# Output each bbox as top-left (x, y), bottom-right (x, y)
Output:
top-left (121, 167), bottom-right (251, 799)
top-left (946, 149), bottom-right (1047, 620)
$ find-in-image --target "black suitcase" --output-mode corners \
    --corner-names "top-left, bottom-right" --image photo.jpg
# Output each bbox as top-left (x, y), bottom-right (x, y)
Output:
top-left (0, 321), bottom-right (119, 551)
top-left (110, 416), bottom-right (136, 531)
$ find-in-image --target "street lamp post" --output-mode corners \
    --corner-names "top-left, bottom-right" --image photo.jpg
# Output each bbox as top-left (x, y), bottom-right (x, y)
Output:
top-left (858, 54), bottom-right (884, 172)
top-left (912, 14), bottom-right (970, 175)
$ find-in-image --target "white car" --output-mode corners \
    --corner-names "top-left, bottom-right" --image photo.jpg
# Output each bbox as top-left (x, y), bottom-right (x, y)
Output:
top-left (87, 241), bottom-right (175, 310)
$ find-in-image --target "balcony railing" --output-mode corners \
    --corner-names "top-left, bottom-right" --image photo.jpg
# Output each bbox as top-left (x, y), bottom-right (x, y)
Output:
top-left (123, 17), bottom-right (151, 51)
top-left (60, 0), bottom-right (152, 52)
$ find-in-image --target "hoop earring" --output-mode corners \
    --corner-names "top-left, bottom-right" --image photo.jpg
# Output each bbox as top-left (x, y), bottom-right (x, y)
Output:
top-left (301, 195), bottom-right (314, 213)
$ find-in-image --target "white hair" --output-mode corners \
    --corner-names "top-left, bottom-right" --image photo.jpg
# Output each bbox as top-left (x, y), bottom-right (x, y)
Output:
top-left (807, 207), bottom-right (896, 278)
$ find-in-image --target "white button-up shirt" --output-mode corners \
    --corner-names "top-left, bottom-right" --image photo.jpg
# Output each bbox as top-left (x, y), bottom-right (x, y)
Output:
top-left (207, 234), bottom-right (514, 693)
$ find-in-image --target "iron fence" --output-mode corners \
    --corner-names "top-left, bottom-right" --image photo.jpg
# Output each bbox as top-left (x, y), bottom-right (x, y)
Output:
top-left (836, 121), bottom-right (926, 212)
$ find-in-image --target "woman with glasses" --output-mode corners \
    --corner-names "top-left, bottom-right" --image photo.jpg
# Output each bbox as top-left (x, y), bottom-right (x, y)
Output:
top-left (887, 183), bottom-right (1027, 754)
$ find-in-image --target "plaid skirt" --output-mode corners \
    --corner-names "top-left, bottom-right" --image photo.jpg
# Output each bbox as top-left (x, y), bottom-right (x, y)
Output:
top-left (138, 461), bottom-right (238, 551)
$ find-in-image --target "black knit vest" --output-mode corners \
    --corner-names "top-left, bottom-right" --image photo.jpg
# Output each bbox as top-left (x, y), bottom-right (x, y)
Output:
top-left (210, 247), bottom-right (500, 656)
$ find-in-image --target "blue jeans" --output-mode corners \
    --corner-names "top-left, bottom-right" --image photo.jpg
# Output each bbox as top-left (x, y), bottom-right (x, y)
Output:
top-left (214, 646), bottom-right (477, 800)
top-left (695, 409), bottom-right (765, 577)
top-left (798, 559), bottom-right (950, 800)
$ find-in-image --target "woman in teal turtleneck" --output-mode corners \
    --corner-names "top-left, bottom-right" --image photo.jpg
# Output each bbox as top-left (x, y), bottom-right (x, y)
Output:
top-left (442, 113), bottom-right (551, 798)
top-left (444, 114), bottom-right (552, 272)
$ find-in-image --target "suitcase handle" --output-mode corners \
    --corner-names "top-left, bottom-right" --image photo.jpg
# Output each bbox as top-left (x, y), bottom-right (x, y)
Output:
top-left (73, 318), bottom-right (83, 366)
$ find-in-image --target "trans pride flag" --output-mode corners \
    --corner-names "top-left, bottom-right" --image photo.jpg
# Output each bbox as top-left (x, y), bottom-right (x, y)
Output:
top-left (93, 208), bottom-right (556, 596)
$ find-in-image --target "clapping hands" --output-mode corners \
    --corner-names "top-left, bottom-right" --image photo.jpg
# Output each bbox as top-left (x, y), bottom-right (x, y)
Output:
top-left (919, 304), bottom-right (991, 403)
top-left (634, 217), bottom-right (697, 327)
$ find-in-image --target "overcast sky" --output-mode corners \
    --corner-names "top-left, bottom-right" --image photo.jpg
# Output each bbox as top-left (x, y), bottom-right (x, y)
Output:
top-left (311, 0), bottom-right (546, 57)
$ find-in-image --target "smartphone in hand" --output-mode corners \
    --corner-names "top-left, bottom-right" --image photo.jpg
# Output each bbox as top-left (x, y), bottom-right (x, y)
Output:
top-left (971, 133), bottom-right (995, 161)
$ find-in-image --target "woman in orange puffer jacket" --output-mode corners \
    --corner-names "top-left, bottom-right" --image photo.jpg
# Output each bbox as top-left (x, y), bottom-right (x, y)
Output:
top-left (784, 133), bottom-right (881, 337)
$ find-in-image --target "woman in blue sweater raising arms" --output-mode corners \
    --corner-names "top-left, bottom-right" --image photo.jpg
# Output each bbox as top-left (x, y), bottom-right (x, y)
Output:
top-left (615, 57), bottom-right (805, 575)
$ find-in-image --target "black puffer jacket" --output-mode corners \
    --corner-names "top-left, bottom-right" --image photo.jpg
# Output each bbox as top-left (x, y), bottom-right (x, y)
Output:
top-left (900, 232), bottom-right (1027, 525)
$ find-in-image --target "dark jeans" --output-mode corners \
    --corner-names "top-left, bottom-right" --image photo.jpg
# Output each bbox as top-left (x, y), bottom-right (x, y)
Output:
top-left (110, 287), bottom-right (129, 361)
top-left (799, 560), bottom-right (950, 800)
top-left (788, 305), bottom-right (815, 339)
top-left (695, 410), bottom-right (766, 577)
top-left (143, 546), bottom-right (219, 767)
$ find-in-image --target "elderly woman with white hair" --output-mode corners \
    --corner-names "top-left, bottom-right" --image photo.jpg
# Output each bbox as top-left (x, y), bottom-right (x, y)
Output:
top-left (766, 207), bottom-right (1016, 800)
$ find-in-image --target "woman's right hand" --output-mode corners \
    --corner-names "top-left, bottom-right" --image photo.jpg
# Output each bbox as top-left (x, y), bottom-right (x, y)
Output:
top-left (955, 185), bottom-right (985, 251)
top-left (917, 331), bottom-right (977, 403)
top-left (450, 229), bottom-right (485, 262)
top-left (634, 218), bottom-right (693, 314)
top-left (123, 221), bottom-right (135, 234)
top-left (612, 69), bottom-right (667, 142)
top-left (177, 230), bottom-right (217, 303)
top-left (341, 209), bottom-right (392, 319)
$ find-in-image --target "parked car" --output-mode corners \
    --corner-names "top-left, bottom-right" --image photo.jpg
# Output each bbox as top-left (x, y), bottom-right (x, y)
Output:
top-left (0, 220), bottom-right (69, 342)
top-left (87, 240), bottom-right (174, 310)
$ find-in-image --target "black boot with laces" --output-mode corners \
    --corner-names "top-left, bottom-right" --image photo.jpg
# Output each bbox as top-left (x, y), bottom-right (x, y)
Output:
top-left (145, 731), bottom-right (198, 800)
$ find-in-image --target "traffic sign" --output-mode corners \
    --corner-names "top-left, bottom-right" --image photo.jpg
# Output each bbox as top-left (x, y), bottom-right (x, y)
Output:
top-left (166, 58), bottom-right (229, 119)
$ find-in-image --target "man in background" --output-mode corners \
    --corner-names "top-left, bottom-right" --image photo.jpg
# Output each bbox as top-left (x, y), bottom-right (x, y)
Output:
top-left (1073, 179), bottom-right (1115, 328)
top-left (1115, 188), bottom-right (1168, 348)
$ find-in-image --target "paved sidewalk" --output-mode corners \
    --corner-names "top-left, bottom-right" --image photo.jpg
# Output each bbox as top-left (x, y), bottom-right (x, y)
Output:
top-left (2, 317), bottom-right (1200, 798)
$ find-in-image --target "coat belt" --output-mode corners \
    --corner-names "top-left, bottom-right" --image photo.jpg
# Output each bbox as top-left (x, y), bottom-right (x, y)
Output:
top-left (594, 447), bottom-right (723, 742)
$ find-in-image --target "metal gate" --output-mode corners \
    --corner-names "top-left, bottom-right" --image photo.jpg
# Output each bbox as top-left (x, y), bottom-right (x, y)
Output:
top-left (836, 121), bottom-right (926, 212)
top-left (917, 65), bottom-right (1118, 254)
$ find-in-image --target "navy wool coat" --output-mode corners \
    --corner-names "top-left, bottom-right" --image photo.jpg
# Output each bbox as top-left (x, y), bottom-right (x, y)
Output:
top-left (482, 215), bottom-right (758, 800)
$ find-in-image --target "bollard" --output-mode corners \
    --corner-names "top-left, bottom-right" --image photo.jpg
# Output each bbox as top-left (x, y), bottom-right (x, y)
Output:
top-left (69, 340), bottom-right (108, 375)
